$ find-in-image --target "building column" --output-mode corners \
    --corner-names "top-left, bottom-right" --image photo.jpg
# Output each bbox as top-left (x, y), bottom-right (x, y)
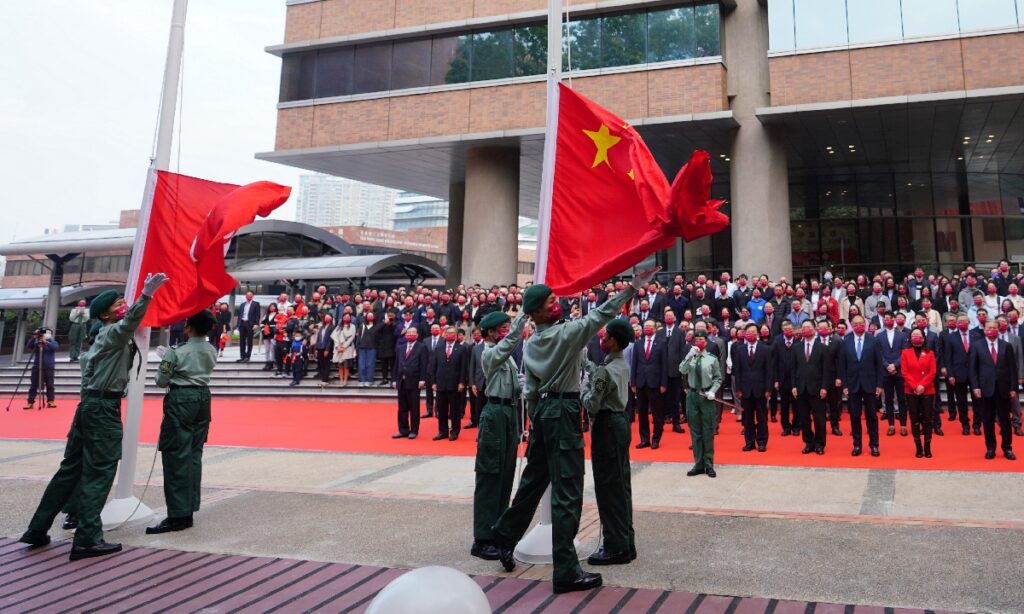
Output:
top-left (462, 147), bottom-right (519, 286)
top-left (446, 181), bottom-right (465, 287)
top-left (13, 309), bottom-right (28, 363)
top-left (725, 0), bottom-right (792, 280)
top-left (43, 254), bottom-right (74, 332)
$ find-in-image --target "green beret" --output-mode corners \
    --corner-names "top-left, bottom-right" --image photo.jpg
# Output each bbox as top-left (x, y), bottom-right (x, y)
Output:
top-left (693, 329), bottom-right (708, 339)
top-left (605, 319), bottom-right (632, 349)
top-left (186, 309), bottom-right (217, 335)
top-left (89, 321), bottom-right (103, 337)
top-left (89, 290), bottom-right (120, 320)
top-left (522, 284), bottom-right (552, 314)
top-left (480, 311), bottom-right (511, 333)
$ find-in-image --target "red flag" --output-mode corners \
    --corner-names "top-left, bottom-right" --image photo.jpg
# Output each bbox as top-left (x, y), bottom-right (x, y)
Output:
top-left (132, 170), bottom-right (291, 326)
top-left (542, 84), bottom-right (727, 295)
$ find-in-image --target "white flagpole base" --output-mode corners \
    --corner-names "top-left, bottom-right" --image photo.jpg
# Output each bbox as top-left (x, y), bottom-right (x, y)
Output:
top-left (101, 497), bottom-right (154, 530)
top-left (513, 488), bottom-right (583, 565)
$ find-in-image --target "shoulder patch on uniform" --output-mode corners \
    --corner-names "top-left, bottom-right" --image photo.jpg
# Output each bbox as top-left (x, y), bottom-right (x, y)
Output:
top-left (594, 377), bottom-right (608, 393)
top-left (159, 360), bottom-right (172, 374)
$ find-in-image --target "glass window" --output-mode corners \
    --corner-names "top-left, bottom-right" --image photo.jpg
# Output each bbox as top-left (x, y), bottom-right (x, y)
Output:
top-left (1005, 219), bottom-right (1024, 262)
top-left (791, 220), bottom-right (822, 267)
top-left (564, 18), bottom-right (602, 71)
top-left (898, 217), bottom-right (937, 264)
top-left (819, 179), bottom-right (857, 218)
top-left (648, 6), bottom-right (695, 62)
top-left (901, 0), bottom-right (959, 38)
top-left (894, 173), bottom-right (934, 216)
top-left (957, 0), bottom-right (1018, 32)
top-left (471, 29), bottom-right (513, 81)
top-left (1001, 174), bottom-right (1024, 216)
top-left (768, 0), bottom-right (796, 51)
top-left (513, 24), bottom-right (547, 76)
top-left (390, 38), bottom-right (431, 90)
top-left (855, 176), bottom-right (895, 217)
top-left (968, 173), bottom-right (1002, 215)
top-left (279, 51), bottom-right (316, 102)
top-left (931, 173), bottom-right (963, 216)
top-left (935, 217), bottom-right (966, 263)
top-left (847, 0), bottom-right (903, 44)
top-left (793, 0), bottom-right (847, 49)
top-left (352, 43), bottom-right (391, 94)
top-left (820, 220), bottom-right (860, 267)
top-left (601, 12), bottom-right (646, 68)
top-left (858, 218), bottom-right (900, 264)
top-left (430, 35), bottom-right (471, 85)
top-left (974, 218), bottom-right (1006, 261)
top-left (693, 3), bottom-right (721, 57)
top-left (315, 46), bottom-right (353, 98)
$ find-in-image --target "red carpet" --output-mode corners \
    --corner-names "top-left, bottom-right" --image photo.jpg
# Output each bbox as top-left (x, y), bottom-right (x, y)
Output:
top-left (1, 398), bottom-right (1020, 473)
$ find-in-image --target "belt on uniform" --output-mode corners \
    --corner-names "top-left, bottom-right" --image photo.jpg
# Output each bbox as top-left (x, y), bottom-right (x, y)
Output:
top-left (170, 384), bottom-right (205, 390)
top-left (539, 392), bottom-right (579, 400)
top-left (82, 390), bottom-right (124, 400)
top-left (486, 396), bottom-right (514, 406)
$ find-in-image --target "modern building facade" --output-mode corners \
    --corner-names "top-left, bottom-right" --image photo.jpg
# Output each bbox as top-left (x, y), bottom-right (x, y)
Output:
top-left (261, 0), bottom-right (1024, 283)
top-left (295, 173), bottom-right (400, 229)
top-left (393, 192), bottom-right (449, 231)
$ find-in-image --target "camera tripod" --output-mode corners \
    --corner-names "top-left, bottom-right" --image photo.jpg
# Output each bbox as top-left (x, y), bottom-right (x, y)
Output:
top-left (4, 341), bottom-right (46, 412)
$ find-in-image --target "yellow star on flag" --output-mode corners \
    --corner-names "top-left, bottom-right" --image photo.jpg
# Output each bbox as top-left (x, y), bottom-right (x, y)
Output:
top-left (583, 124), bottom-right (621, 170)
top-left (627, 169), bottom-right (635, 180)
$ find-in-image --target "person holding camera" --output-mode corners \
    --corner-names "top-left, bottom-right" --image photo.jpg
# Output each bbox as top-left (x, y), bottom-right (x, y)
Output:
top-left (24, 328), bottom-right (58, 409)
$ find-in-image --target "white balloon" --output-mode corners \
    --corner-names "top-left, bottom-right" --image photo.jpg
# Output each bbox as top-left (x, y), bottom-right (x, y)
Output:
top-left (367, 566), bottom-right (491, 614)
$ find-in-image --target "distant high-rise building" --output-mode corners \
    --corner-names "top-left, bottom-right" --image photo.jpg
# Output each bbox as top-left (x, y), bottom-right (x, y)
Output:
top-left (393, 192), bottom-right (448, 231)
top-left (295, 174), bottom-right (398, 229)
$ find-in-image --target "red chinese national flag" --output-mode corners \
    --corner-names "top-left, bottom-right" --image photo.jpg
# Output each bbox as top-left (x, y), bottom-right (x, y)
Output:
top-left (542, 84), bottom-right (727, 295)
top-left (131, 170), bottom-right (291, 327)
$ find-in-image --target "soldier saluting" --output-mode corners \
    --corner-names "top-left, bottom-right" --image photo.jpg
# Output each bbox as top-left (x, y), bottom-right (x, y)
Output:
top-left (20, 273), bottom-right (169, 561)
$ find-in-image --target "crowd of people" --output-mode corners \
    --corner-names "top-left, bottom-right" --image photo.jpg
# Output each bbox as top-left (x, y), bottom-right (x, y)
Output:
top-left (220, 259), bottom-right (1024, 462)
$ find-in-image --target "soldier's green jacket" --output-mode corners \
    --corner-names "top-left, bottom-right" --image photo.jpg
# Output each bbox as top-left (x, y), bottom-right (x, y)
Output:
top-left (482, 312), bottom-right (527, 399)
top-left (679, 347), bottom-right (722, 395)
top-left (523, 287), bottom-right (635, 404)
top-left (80, 294), bottom-right (151, 395)
top-left (582, 351), bottom-right (628, 413)
top-left (156, 336), bottom-right (219, 387)
top-left (69, 307), bottom-right (89, 325)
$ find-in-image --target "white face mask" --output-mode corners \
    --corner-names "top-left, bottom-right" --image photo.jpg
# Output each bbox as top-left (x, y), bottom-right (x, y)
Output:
top-left (43, 332), bottom-right (53, 340)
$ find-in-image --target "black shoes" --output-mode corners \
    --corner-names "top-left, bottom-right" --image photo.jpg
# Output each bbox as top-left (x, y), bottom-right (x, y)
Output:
top-left (742, 444), bottom-right (755, 452)
top-left (464, 422), bottom-right (477, 429)
top-left (870, 446), bottom-right (880, 457)
top-left (985, 449), bottom-right (996, 460)
top-left (145, 517), bottom-right (190, 534)
top-left (62, 514), bottom-right (78, 530)
top-left (470, 541), bottom-right (501, 561)
top-left (497, 543), bottom-right (516, 572)
top-left (815, 447), bottom-right (825, 455)
top-left (432, 434), bottom-right (447, 441)
top-left (672, 426), bottom-right (685, 434)
top-left (801, 446), bottom-right (814, 454)
top-left (973, 425), bottom-right (982, 436)
top-left (781, 428), bottom-right (791, 436)
top-left (686, 466), bottom-right (705, 477)
top-left (421, 412), bottom-right (434, 418)
top-left (587, 547), bottom-right (631, 566)
top-left (69, 541), bottom-right (121, 561)
top-left (757, 445), bottom-right (766, 452)
top-left (635, 441), bottom-right (650, 449)
top-left (1005, 450), bottom-right (1017, 461)
top-left (650, 441), bottom-right (660, 450)
top-left (935, 426), bottom-right (944, 436)
top-left (706, 466), bottom-right (717, 478)
top-left (408, 433), bottom-right (418, 439)
top-left (1015, 427), bottom-right (1024, 437)
top-left (391, 433), bottom-right (408, 439)
top-left (449, 434), bottom-right (458, 442)
top-left (851, 447), bottom-right (861, 456)
top-left (553, 571), bottom-right (602, 594)
top-left (19, 530), bottom-right (50, 547)
top-left (962, 425), bottom-right (970, 436)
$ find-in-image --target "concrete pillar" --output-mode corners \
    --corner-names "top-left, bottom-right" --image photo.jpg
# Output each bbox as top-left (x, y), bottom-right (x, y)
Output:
top-left (0, 309), bottom-right (6, 361)
top-left (462, 147), bottom-right (519, 286)
top-left (725, 0), bottom-right (792, 280)
top-left (13, 309), bottom-right (28, 363)
top-left (446, 181), bottom-right (465, 287)
top-left (43, 255), bottom-right (68, 332)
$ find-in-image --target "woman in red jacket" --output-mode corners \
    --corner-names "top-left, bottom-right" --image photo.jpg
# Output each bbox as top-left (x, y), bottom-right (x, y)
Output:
top-left (901, 328), bottom-right (937, 458)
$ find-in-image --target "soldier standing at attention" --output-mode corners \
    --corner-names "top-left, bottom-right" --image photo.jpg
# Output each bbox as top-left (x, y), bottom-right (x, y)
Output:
top-left (491, 266), bottom-right (657, 595)
top-left (68, 300), bottom-right (90, 362)
top-left (681, 329), bottom-right (723, 478)
top-left (146, 309), bottom-right (219, 534)
top-left (470, 310), bottom-right (528, 561)
top-left (20, 273), bottom-right (169, 560)
top-left (581, 319), bottom-right (636, 566)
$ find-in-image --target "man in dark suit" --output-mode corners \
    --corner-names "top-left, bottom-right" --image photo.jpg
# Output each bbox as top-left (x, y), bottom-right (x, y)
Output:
top-left (313, 316), bottom-right (335, 384)
top-left (763, 302), bottom-right (782, 339)
top-left (467, 338), bottom-right (487, 429)
top-left (393, 327), bottom-right (429, 439)
top-left (422, 323), bottom-right (442, 418)
top-left (432, 326), bottom-right (470, 441)
top-left (969, 320), bottom-right (1017, 460)
top-left (631, 320), bottom-right (668, 449)
top-left (235, 291), bottom-right (260, 362)
top-left (877, 312), bottom-right (908, 435)
top-left (791, 320), bottom-right (832, 454)
top-left (773, 321), bottom-right (800, 436)
top-left (944, 313), bottom-right (978, 435)
top-left (586, 330), bottom-right (606, 364)
top-left (733, 323), bottom-right (773, 452)
top-left (817, 319), bottom-right (844, 437)
top-left (657, 312), bottom-right (686, 434)
top-left (839, 315), bottom-right (882, 456)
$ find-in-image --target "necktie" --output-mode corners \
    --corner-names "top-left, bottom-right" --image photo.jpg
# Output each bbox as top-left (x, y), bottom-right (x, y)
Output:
top-left (991, 342), bottom-right (998, 364)
top-left (645, 339), bottom-right (652, 359)
top-left (805, 342), bottom-right (811, 362)
top-left (767, 315), bottom-right (772, 326)
top-left (963, 333), bottom-right (969, 352)
top-left (446, 344), bottom-right (452, 359)
top-left (748, 344), bottom-right (755, 362)
top-left (666, 327), bottom-right (672, 339)
top-left (786, 339), bottom-right (791, 349)
top-left (406, 343), bottom-right (412, 359)
top-left (856, 336), bottom-right (862, 361)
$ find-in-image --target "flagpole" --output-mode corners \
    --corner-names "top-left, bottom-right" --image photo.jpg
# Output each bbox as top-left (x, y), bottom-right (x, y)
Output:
top-left (515, 0), bottom-right (585, 566)
top-left (102, 0), bottom-right (188, 529)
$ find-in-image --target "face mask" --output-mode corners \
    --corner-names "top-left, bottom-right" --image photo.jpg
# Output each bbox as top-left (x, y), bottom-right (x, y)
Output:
top-left (819, 330), bottom-right (830, 338)
top-left (343, 317), bottom-right (351, 324)
top-left (957, 322), bottom-right (970, 332)
top-left (114, 305), bottom-right (129, 321)
top-left (884, 320), bottom-right (894, 330)
top-left (406, 334), bottom-right (417, 343)
top-left (665, 317), bottom-right (676, 326)
top-left (548, 301), bottom-right (563, 322)
top-left (445, 334), bottom-right (457, 343)
top-left (431, 330), bottom-right (440, 337)
top-left (916, 321), bottom-right (927, 330)
top-left (783, 329), bottom-right (794, 339)
top-left (999, 322), bottom-right (1009, 332)
top-left (896, 318), bottom-right (906, 327)
top-left (911, 337), bottom-right (924, 347)
top-left (1001, 265), bottom-right (1009, 273)
top-left (985, 329), bottom-right (1000, 341)
top-left (294, 336), bottom-right (303, 342)
top-left (803, 329), bottom-right (815, 339)
top-left (43, 332), bottom-right (52, 340)
top-left (1012, 316), bottom-right (1020, 325)
top-left (853, 324), bottom-right (866, 335)
top-left (599, 336), bottom-right (615, 354)
top-left (745, 332), bottom-right (758, 343)
top-left (946, 321), bottom-right (956, 330)
top-left (472, 334), bottom-right (482, 343)
top-left (695, 340), bottom-right (707, 350)
top-left (684, 313), bottom-right (692, 321)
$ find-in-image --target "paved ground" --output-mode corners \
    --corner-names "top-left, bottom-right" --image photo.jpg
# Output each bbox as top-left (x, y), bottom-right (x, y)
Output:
top-left (2, 440), bottom-right (1022, 613)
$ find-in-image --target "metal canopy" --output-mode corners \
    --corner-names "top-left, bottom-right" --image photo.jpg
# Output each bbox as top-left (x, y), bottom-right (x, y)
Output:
top-left (0, 285), bottom-right (122, 310)
top-left (228, 254), bottom-right (446, 284)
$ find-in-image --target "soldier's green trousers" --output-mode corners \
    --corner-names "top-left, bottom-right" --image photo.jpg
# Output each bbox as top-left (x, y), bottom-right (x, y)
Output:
top-left (159, 387), bottom-right (211, 518)
top-left (68, 323), bottom-right (86, 361)
top-left (590, 411), bottom-right (634, 553)
top-left (28, 396), bottom-right (122, 547)
top-left (686, 391), bottom-right (717, 470)
top-left (493, 398), bottom-right (584, 583)
top-left (473, 402), bottom-right (518, 543)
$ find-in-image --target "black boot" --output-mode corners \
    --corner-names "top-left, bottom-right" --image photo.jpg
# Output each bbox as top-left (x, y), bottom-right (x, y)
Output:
top-left (914, 436), bottom-right (923, 458)
top-left (587, 546), bottom-right (631, 566)
top-left (145, 517), bottom-right (190, 534)
top-left (924, 438), bottom-right (932, 458)
top-left (62, 514), bottom-right (78, 530)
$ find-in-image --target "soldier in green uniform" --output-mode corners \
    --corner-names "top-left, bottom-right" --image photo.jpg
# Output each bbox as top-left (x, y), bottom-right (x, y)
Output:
top-left (20, 272), bottom-right (169, 560)
top-left (68, 299), bottom-right (90, 362)
top-left (581, 319), bottom-right (636, 566)
top-left (146, 309), bottom-right (219, 534)
top-left (680, 329), bottom-right (722, 478)
top-left (492, 266), bottom-right (657, 595)
top-left (471, 310), bottom-right (529, 561)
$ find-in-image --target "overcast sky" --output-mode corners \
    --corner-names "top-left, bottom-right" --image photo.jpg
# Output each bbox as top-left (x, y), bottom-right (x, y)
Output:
top-left (0, 0), bottom-right (303, 241)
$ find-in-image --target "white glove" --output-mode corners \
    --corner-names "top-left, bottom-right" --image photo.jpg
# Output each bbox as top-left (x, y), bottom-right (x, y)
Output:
top-left (517, 372), bottom-right (526, 388)
top-left (142, 272), bottom-right (169, 297)
top-left (155, 345), bottom-right (168, 359)
top-left (705, 391), bottom-right (716, 401)
top-left (630, 266), bottom-right (661, 290)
